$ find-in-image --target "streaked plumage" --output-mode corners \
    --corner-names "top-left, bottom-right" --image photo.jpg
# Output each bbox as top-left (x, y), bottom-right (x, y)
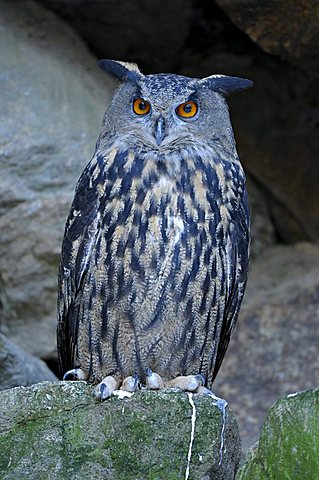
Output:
top-left (57, 60), bottom-right (252, 390)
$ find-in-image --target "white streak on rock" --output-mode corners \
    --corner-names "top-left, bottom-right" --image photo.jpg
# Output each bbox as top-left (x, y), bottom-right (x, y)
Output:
top-left (113, 390), bottom-right (134, 399)
top-left (287, 392), bottom-right (299, 398)
top-left (185, 392), bottom-right (196, 480)
top-left (208, 391), bottom-right (228, 466)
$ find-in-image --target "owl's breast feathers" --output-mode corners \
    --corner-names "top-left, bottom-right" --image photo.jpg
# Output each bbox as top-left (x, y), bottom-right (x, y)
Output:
top-left (57, 146), bottom-right (249, 384)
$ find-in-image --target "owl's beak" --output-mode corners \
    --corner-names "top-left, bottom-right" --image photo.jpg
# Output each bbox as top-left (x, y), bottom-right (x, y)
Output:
top-left (154, 116), bottom-right (166, 146)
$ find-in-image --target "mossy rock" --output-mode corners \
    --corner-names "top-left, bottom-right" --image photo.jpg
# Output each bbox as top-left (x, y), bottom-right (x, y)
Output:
top-left (237, 388), bottom-right (319, 480)
top-left (0, 381), bottom-right (241, 479)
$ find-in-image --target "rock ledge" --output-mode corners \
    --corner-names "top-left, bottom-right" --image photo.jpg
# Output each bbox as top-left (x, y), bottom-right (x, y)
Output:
top-left (0, 381), bottom-right (241, 480)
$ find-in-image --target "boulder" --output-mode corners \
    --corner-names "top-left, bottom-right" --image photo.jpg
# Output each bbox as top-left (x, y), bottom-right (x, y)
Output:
top-left (0, 0), bottom-right (114, 359)
top-left (215, 0), bottom-right (319, 75)
top-left (0, 381), bottom-right (241, 480)
top-left (0, 334), bottom-right (57, 390)
top-left (237, 388), bottom-right (319, 479)
top-left (214, 242), bottom-right (319, 452)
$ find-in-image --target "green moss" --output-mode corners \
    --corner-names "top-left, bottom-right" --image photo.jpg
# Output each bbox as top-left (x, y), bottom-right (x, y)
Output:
top-left (0, 418), bottom-right (67, 479)
top-left (237, 388), bottom-right (319, 480)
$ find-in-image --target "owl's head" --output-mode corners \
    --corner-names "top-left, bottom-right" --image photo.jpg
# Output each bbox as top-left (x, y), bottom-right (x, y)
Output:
top-left (98, 59), bottom-right (253, 155)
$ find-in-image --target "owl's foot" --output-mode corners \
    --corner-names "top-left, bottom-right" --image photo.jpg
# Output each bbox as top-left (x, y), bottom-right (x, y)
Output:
top-left (145, 368), bottom-right (165, 390)
top-left (165, 374), bottom-right (206, 392)
top-left (120, 373), bottom-right (140, 392)
top-left (63, 368), bottom-right (88, 381)
top-left (95, 374), bottom-right (140, 401)
top-left (95, 376), bottom-right (119, 400)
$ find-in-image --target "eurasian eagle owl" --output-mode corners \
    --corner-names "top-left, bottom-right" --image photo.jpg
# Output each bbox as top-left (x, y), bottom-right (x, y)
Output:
top-left (57, 60), bottom-right (252, 399)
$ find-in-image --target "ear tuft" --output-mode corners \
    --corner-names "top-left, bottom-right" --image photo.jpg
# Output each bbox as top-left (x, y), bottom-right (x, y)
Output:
top-left (200, 74), bottom-right (253, 95)
top-left (98, 59), bottom-right (143, 83)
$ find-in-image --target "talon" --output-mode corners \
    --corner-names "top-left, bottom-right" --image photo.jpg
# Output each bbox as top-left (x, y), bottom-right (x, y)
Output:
top-left (95, 376), bottom-right (118, 401)
top-left (145, 368), bottom-right (164, 390)
top-left (98, 383), bottom-right (107, 401)
top-left (120, 373), bottom-right (140, 392)
top-left (165, 374), bottom-right (205, 392)
top-left (63, 368), bottom-right (87, 381)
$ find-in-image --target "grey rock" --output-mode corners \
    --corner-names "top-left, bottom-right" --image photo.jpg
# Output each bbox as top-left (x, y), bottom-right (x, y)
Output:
top-left (0, 381), bottom-right (241, 480)
top-left (214, 242), bottom-right (319, 452)
top-left (0, 0), bottom-right (114, 358)
top-left (0, 333), bottom-right (57, 390)
top-left (215, 0), bottom-right (319, 76)
top-left (237, 388), bottom-right (319, 479)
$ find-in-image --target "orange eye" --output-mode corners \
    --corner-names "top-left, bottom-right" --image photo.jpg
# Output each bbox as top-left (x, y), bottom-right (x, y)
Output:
top-left (176, 101), bottom-right (198, 118)
top-left (133, 98), bottom-right (151, 115)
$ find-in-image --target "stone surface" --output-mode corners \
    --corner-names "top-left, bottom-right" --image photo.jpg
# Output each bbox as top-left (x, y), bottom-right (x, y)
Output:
top-left (237, 388), bottom-right (319, 479)
top-left (0, 0), bottom-right (114, 359)
top-left (215, 0), bottom-right (319, 76)
top-left (37, 0), bottom-right (193, 72)
top-left (214, 242), bottom-right (319, 452)
top-left (0, 381), bottom-right (241, 480)
top-left (0, 333), bottom-right (57, 390)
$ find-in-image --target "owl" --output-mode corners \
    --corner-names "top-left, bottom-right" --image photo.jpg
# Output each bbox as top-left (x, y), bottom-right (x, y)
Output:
top-left (57, 60), bottom-right (252, 400)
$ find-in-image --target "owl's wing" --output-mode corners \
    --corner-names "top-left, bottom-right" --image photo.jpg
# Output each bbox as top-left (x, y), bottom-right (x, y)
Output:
top-left (57, 158), bottom-right (101, 375)
top-left (212, 188), bottom-right (250, 381)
